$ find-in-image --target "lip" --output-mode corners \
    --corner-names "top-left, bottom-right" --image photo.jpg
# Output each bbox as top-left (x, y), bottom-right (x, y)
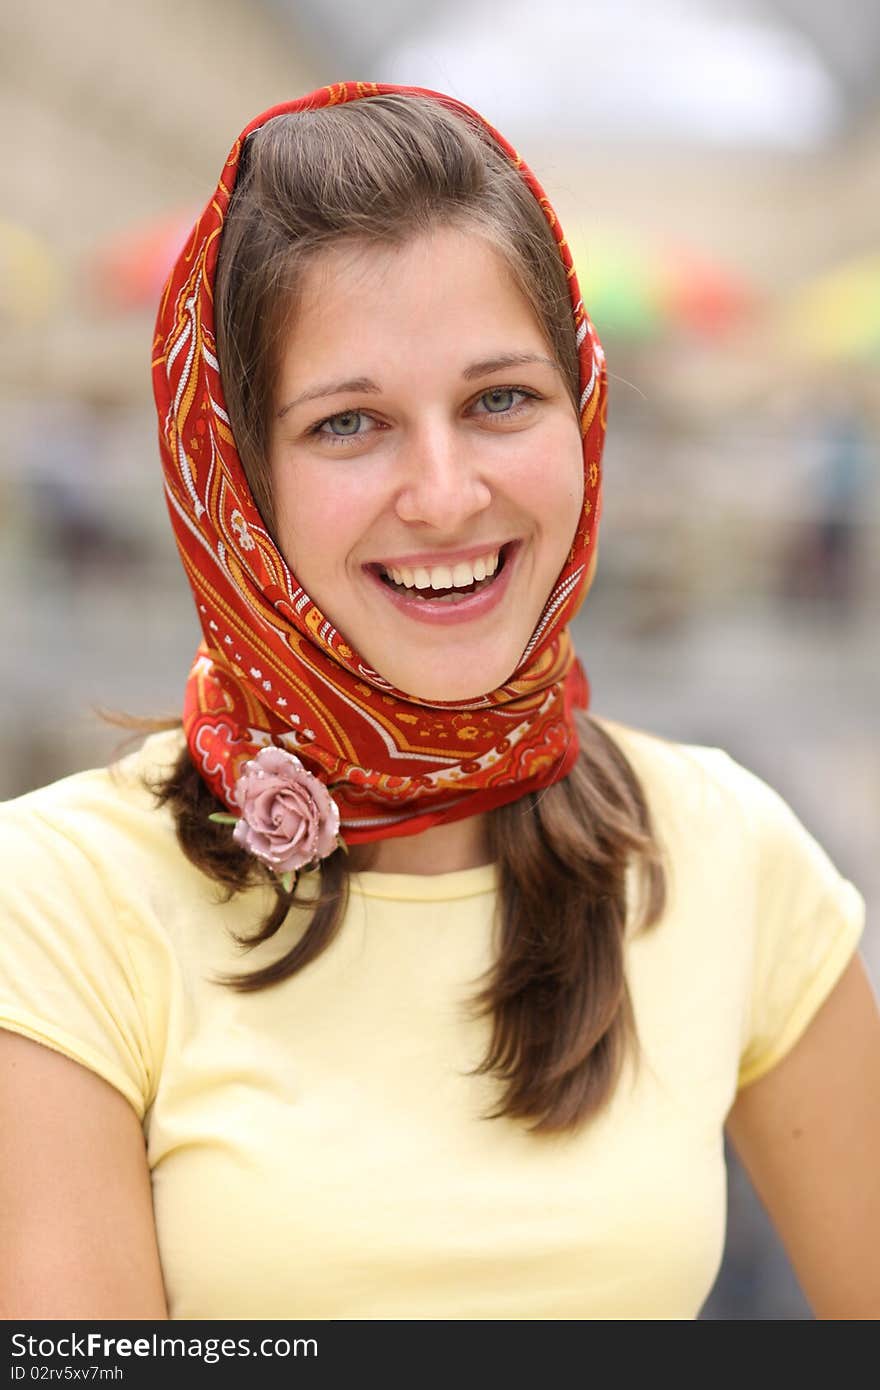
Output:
top-left (367, 539), bottom-right (513, 571)
top-left (363, 541), bottom-right (521, 626)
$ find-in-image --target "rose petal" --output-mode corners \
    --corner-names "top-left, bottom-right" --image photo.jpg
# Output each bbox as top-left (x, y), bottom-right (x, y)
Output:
top-left (230, 744), bottom-right (341, 874)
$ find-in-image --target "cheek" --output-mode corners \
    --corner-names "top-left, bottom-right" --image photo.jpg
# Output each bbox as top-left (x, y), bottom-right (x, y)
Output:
top-left (539, 430), bottom-right (584, 531)
top-left (271, 459), bottom-right (376, 577)
top-left (566, 449), bottom-right (585, 509)
top-left (543, 436), bottom-right (585, 563)
top-left (562, 424), bottom-right (586, 509)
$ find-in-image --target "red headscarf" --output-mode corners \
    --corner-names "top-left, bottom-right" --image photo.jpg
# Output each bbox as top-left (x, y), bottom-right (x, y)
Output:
top-left (152, 82), bottom-right (606, 846)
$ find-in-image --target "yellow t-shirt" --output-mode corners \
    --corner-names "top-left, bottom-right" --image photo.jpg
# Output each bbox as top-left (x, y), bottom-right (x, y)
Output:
top-left (0, 719), bottom-right (865, 1320)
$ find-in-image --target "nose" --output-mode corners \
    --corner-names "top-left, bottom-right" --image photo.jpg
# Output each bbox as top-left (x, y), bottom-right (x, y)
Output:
top-left (394, 422), bottom-right (492, 531)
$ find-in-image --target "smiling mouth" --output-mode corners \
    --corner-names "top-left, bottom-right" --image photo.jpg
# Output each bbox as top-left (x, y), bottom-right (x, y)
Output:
top-left (369, 542), bottom-right (508, 603)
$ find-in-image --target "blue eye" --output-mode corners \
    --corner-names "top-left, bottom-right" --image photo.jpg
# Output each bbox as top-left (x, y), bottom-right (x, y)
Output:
top-left (324, 411), bottom-right (363, 436)
top-left (308, 409), bottom-right (379, 446)
top-left (481, 388), bottom-right (518, 413)
top-left (308, 386), bottom-right (538, 448)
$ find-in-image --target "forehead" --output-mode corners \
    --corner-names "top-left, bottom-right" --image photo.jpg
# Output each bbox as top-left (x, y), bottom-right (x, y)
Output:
top-left (280, 226), bottom-right (550, 369)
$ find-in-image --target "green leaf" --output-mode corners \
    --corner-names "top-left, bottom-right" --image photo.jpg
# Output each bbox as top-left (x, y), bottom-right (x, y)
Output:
top-left (208, 812), bottom-right (238, 825)
top-left (280, 872), bottom-right (294, 893)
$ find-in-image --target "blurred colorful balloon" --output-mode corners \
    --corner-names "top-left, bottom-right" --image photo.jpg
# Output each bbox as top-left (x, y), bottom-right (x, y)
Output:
top-left (0, 219), bottom-right (62, 324)
top-left (782, 252), bottom-right (880, 362)
top-left (87, 209), bottom-right (200, 311)
top-left (568, 231), bottom-right (756, 340)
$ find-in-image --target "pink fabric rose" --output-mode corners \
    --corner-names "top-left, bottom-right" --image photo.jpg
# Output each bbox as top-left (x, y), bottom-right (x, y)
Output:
top-left (232, 746), bottom-right (341, 873)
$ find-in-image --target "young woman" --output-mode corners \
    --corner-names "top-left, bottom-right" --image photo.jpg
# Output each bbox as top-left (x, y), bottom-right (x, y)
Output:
top-left (2, 82), bottom-right (878, 1321)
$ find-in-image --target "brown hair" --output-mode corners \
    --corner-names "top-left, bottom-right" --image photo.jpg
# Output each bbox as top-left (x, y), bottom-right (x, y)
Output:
top-left (136, 94), bottom-right (667, 1135)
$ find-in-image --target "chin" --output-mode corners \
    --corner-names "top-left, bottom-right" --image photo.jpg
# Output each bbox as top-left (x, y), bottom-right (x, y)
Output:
top-left (407, 680), bottom-right (491, 702)
top-left (380, 653), bottom-right (523, 703)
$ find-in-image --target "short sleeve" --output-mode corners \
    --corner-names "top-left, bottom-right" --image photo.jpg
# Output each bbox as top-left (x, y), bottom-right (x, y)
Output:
top-left (724, 756), bottom-right (867, 1089)
top-left (0, 804), bottom-right (159, 1121)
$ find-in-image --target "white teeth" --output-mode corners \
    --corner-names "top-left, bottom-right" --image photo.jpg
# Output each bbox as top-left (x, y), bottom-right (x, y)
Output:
top-left (380, 548), bottom-right (501, 590)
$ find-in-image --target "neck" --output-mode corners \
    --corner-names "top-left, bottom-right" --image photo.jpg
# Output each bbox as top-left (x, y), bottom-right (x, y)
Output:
top-left (345, 812), bottom-right (493, 876)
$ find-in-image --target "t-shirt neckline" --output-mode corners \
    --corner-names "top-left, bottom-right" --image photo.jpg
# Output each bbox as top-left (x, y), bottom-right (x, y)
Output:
top-left (347, 862), bottom-right (498, 901)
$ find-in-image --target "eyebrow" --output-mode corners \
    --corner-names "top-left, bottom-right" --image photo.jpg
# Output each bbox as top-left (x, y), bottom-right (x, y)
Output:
top-left (275, 352), bottom-right (559, 419)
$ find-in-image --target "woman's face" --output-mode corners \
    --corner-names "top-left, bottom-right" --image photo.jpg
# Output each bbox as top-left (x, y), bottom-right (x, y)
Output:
top-left (267, 226), bottom-right (584, 701)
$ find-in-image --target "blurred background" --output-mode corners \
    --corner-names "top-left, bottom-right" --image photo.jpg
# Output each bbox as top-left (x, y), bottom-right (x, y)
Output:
top-left (1, 0), bottom-right (877, 1319)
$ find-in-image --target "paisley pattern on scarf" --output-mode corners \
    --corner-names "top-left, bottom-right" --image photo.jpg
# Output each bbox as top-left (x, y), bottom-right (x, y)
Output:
top-left (152, 82), bottom-right (607, 844)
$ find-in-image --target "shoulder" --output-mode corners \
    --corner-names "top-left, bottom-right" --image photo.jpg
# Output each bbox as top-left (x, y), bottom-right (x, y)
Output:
top-left (0, 732), bottom-right (194, 1122)
top-left (2, 725), bottom-right (184, 818)
top-left (0, 727), bottom-right (276, 977)
top-left (584, 714), bottom-right (844, 902)
top-left (0, 728), bottom-right (189, 892)
top-left (588, 712), bottom-right (763, 836)
top-left (4, 725), bottom-right (186, 817)
top-left (590, 714), bottom-right (864, 938)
